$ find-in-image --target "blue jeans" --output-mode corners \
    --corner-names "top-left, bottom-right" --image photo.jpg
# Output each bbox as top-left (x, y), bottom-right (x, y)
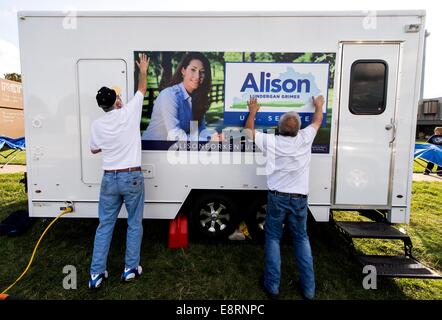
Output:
top-left (264, 192), bottom-right (315, 299)
top-left (90, 171), bottom-right (145, 274)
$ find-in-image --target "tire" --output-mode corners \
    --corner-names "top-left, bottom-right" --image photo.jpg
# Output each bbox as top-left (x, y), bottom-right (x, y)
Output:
top-left (246, 196), bottom-right (316, 242)
top-left (246, 197), bottom-right (267, 242)
top-left (190, 193), bottom-right (239, 239)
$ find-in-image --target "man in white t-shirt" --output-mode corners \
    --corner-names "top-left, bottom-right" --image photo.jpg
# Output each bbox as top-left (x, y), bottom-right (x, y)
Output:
top-left (245, 95), bottom-right (324, 300)
top-left (88, 53), bottom-right (149, 289)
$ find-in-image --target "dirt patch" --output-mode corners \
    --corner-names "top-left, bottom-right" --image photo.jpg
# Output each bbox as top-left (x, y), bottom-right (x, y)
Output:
top-left (0, 165), bottom-right (26, 174)
top-left (412, 173), bottom-right (442, 182)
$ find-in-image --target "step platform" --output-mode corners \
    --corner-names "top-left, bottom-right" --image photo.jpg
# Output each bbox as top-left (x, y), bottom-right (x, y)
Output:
top-left (334, 220), bottom-right (442, 279)
top-left (335, 221), bottom-right (409, 239)
top-left (356, 255), bottom-right (442, 279)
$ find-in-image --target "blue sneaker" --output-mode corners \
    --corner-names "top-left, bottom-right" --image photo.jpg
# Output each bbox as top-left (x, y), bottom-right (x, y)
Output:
top-left (121, 266), bottom-right (142, 282)
top-left (88, 271), bottom-right (108, 289)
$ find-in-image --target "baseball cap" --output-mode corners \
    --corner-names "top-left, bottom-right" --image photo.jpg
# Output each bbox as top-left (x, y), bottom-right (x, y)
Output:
top-left (96, 87), bottom-right (117, 109)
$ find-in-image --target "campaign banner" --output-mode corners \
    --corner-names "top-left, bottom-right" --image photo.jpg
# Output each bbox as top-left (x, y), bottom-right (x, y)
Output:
top-left (135, 51), bottom-right (335, 153)
top-left (224, 62), bottom-right (329, 126)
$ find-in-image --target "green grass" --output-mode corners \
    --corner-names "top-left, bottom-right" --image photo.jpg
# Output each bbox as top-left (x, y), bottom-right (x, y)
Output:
top-left (0, 150), bottom-right (26, 165)
top-left (206, 102), bottom-right (224, 125)
top-left (1, 174), bottom-right (441, 300)
top-left (414, 158), bottom-right (433, 173)
top-left (332, 181), bottom-right (442, 299)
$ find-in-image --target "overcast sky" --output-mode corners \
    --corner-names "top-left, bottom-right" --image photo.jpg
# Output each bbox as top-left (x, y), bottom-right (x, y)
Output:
top-left (0, 0), bottom-right (440, 98)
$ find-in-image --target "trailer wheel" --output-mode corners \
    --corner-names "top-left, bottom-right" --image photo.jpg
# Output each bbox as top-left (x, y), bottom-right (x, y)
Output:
top-left (247, 199), bottom-right (315, 242)
top-left (191, 193), bottom-right (238, 239)
top-left (246, 198), bottom-right (267, 242)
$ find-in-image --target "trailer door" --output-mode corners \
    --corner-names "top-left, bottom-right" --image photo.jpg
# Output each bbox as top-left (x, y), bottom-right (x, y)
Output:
top-left (77, 59), bottom-right (127, 184)
top-left (335, 44), bottom-right (400, 206)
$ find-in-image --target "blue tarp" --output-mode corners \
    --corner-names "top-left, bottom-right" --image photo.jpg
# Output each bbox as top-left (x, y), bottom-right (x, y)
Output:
top-left (0, 136), bottom-right (25, 151)
top-left (414, 143), bottom-right (442, 167)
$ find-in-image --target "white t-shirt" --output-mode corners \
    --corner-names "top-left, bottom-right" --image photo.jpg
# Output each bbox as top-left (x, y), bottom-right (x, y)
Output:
top-left (254, 125), bottom-right (317, 195)
top-left (90, 91), bottom-right (144, 170)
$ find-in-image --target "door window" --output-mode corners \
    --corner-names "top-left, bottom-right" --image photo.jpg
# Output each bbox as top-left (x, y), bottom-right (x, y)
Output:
top-left (349, 60), bottom-right (388, 115)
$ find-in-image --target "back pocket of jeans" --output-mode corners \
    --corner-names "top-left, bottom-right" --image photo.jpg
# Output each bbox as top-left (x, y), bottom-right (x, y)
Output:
top-left (130, 174), bottom-right (143, 192)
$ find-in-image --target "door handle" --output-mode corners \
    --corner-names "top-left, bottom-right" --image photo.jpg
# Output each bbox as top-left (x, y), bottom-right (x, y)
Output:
top-left (387, 119), bottom-right (396, 144)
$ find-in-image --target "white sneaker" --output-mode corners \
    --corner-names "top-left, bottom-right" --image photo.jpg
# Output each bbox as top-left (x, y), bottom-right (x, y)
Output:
top-left (121, 265), bottom-right (142, 282)
top-left (88, 271), bottom-right (108, 289)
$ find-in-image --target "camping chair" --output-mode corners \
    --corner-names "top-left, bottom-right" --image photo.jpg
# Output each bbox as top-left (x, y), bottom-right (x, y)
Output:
top-left (0, 136), bottom-right (25, 169)
top-left (414, 143), bottom-right (442, 176)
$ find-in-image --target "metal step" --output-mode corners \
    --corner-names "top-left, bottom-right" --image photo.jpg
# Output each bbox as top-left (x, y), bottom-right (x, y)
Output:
top-left (335, 221), bottom-right (409, 240)
top-left (356, 255), bottom-right (442, 279)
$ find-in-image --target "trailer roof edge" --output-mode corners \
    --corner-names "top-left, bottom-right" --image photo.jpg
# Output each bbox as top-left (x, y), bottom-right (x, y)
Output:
top-left (17, 10), bottom-right (426, 19)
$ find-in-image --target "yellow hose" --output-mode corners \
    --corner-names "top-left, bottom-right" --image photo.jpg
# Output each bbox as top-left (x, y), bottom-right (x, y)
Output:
top-left (1, 206), bottom-right (73, 295)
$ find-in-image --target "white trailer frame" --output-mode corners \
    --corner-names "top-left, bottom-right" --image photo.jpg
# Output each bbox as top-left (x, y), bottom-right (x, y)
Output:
top-left (18, 11), bottom-right (426, 231)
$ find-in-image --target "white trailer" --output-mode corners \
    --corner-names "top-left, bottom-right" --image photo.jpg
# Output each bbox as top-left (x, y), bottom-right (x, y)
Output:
top-left (18, 11), bottom-right (427, 242)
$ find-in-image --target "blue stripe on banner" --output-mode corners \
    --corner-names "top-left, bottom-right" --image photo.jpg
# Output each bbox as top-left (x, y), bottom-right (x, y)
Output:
top-left (223, 112), bottom-right (327, 127)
